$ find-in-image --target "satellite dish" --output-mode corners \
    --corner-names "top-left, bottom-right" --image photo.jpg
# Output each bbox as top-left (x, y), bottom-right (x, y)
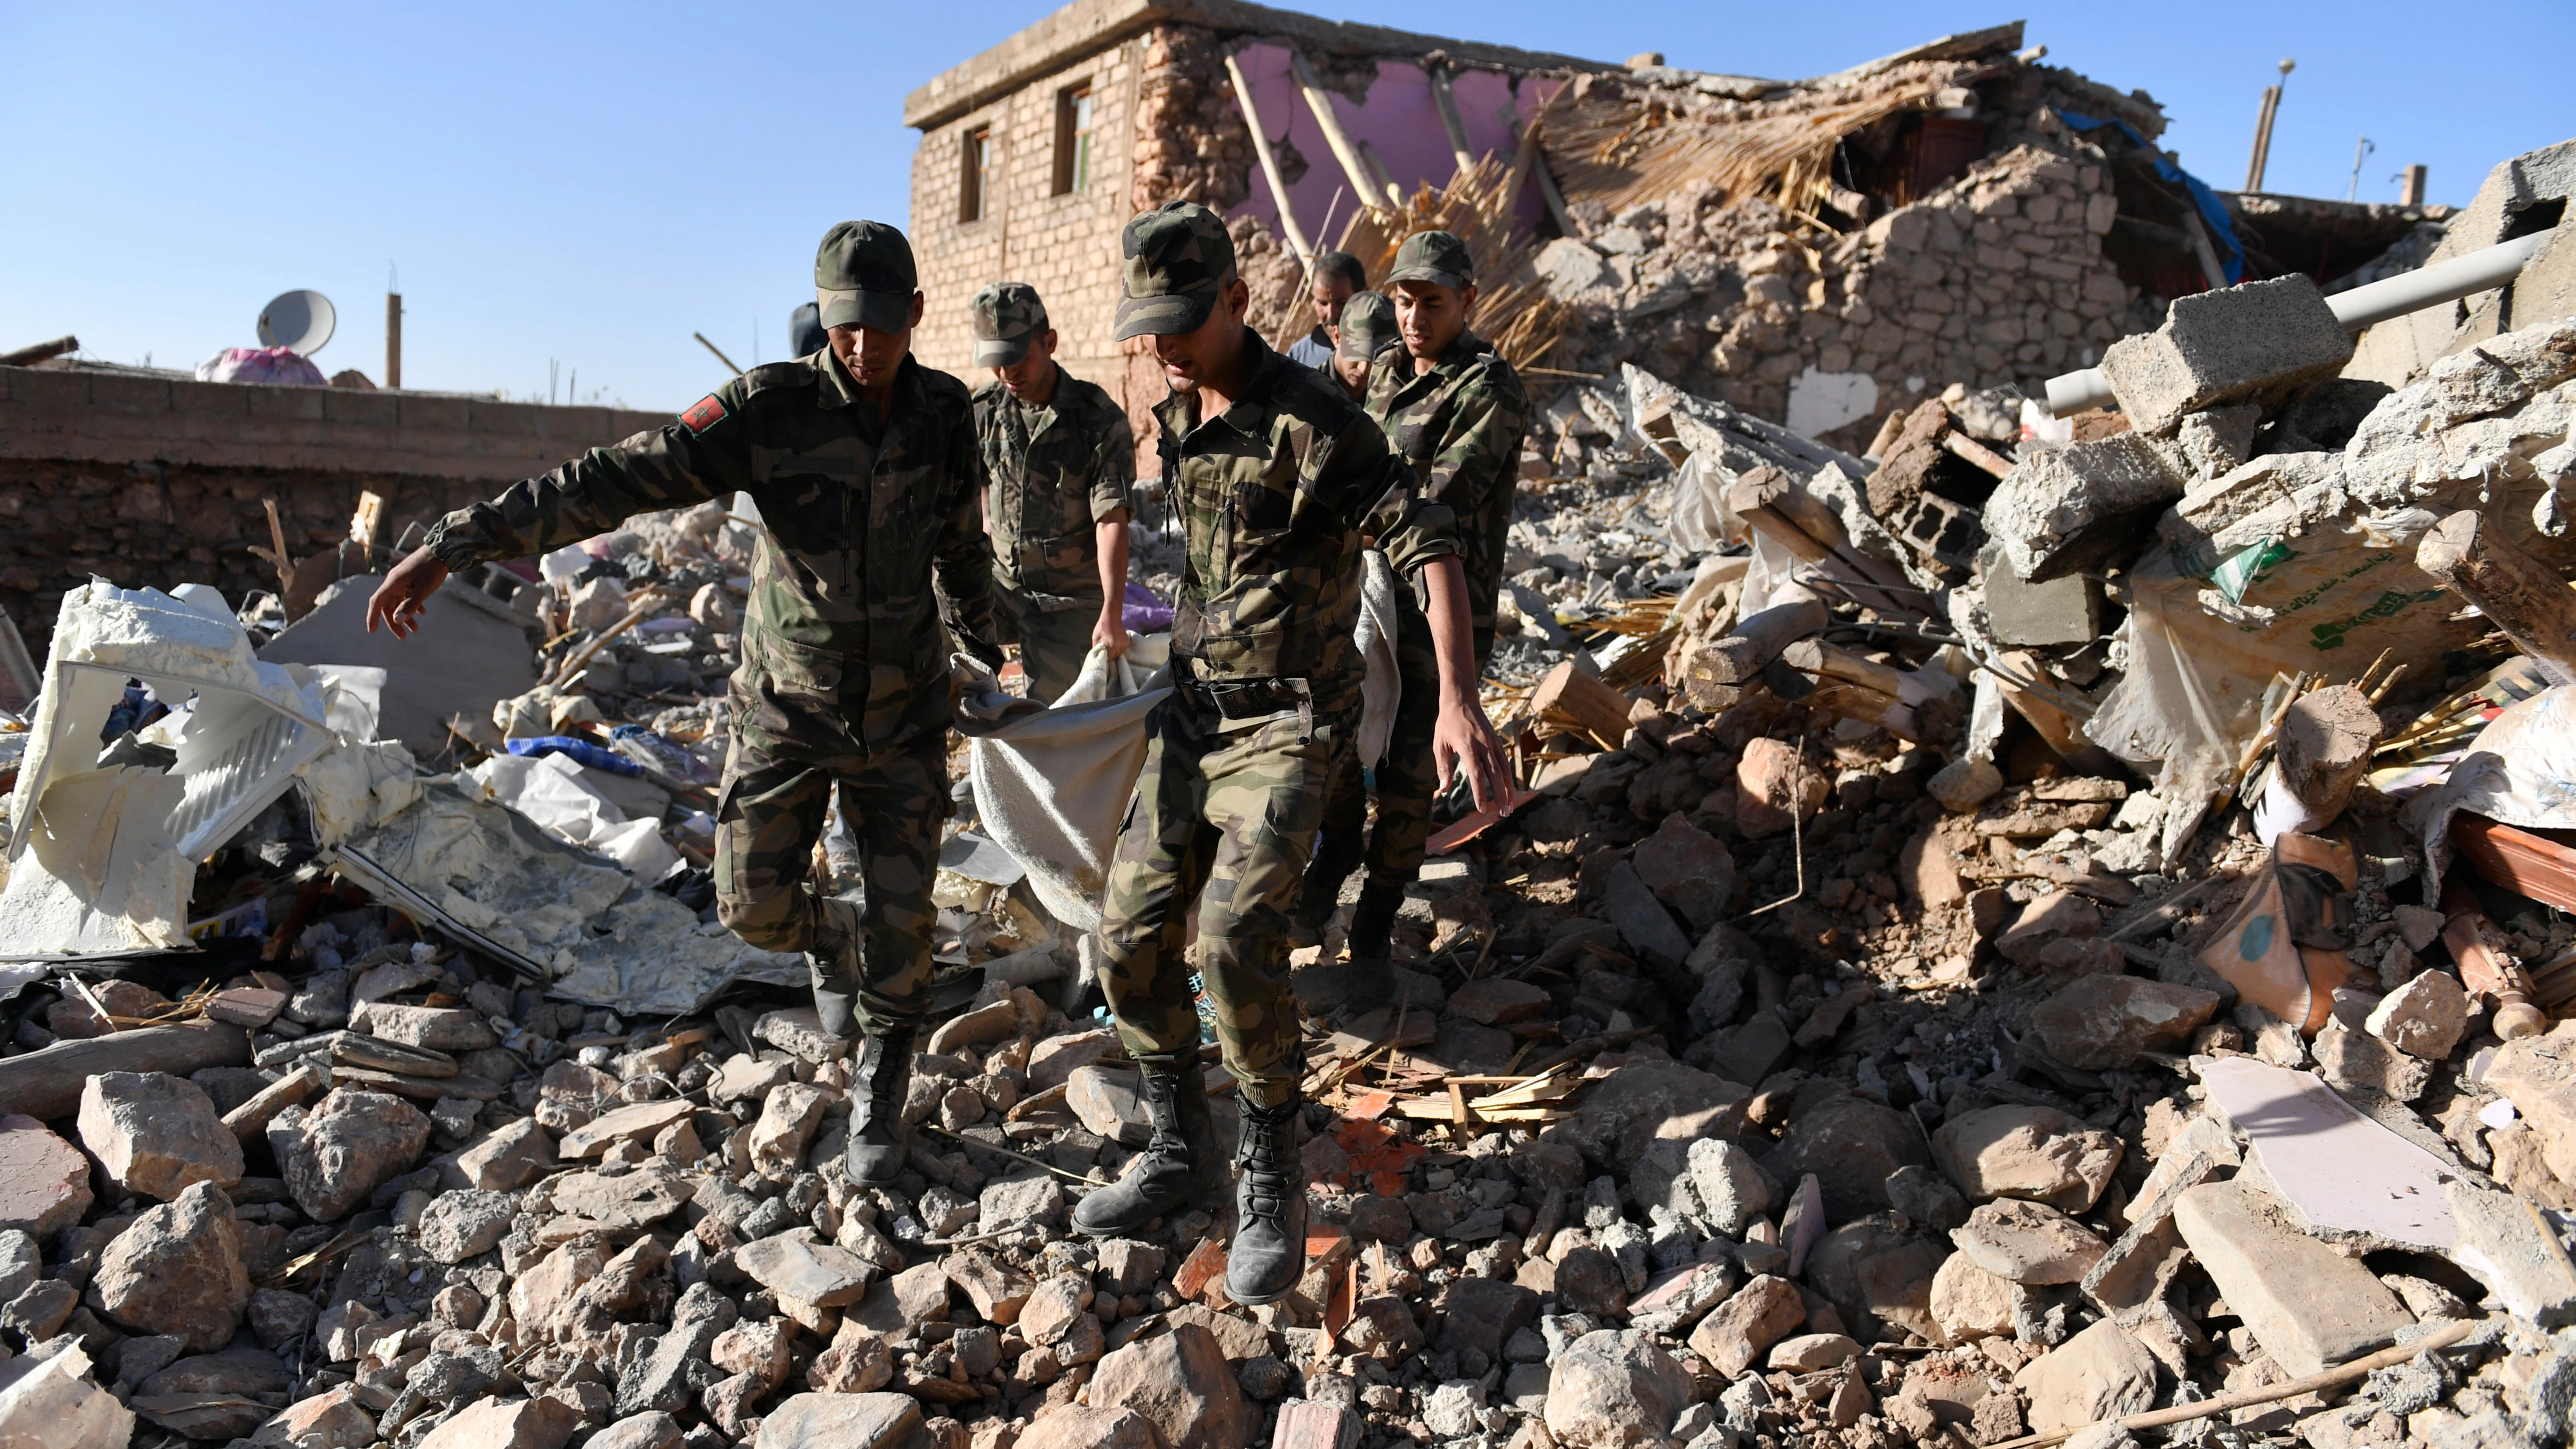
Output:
top-left (257, 290), bottom-right (336, 355)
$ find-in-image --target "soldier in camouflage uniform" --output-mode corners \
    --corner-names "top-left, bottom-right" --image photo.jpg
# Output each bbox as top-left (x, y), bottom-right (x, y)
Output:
top-left (1066, 203), bottom-right (1511, 1307)
top-left (1329, 290), bottom-right (1396, 401)
top-left (1296, 231), bottom-right (1531, 1016)
top-left (968, 282), bottom-right (1138, 703)
top-left (364, 221), bottom-right (994, 1190)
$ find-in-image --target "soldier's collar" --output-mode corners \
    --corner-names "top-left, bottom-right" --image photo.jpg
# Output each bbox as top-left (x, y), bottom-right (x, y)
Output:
top-left (1161, 331), bottom-right (1285, 439)
top-left (816, 349), bottom-right (919, 411)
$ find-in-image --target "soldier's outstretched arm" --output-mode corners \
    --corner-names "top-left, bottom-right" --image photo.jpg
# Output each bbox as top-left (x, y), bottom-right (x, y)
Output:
top-left (932, 405), bottom-right (1003, 669)
top-left (1422, 554), bottom-right (1511, 811)
top-left (367, 384), bottom-right (758, 635)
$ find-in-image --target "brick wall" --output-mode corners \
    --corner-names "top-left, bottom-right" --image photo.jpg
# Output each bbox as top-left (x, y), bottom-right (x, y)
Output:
top-left (908, 33), bottom-right (1149, 440)
top-left (0, 364), bottom-right (669, 655)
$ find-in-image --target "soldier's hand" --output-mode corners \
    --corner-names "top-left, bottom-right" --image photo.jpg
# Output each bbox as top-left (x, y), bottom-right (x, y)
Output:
top-left (1094, 609), bottom-right (1130, 660)
top-left (366, 546), bottom-right (450, 639)
top-left (1433, 700), bottom-right (1512, 814)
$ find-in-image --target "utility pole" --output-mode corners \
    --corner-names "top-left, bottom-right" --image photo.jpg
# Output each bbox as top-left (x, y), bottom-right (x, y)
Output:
top-left (385, 265), bottom-right (403, 390)
top-left (2401, 165), bottom-right (2428, 207)
top-left (2243, 58), bottom-right (2294, 193)
top-left (2346, 137), bottom-right (2376, 202)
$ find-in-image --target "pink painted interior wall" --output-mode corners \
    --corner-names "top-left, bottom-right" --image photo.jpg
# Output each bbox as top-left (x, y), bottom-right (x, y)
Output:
top-left (1226, 43), bottom-right (1556, 264)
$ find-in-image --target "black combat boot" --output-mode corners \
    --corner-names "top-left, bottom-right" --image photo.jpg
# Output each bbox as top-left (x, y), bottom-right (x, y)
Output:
top-left (808, 896), bottom-right (866, 1037)
top-left (845, 1027), bottom-right (914, 1188)
top-left (1225, 1095), bottom-right (1308, 1306)
top-left (1340, 881), bottom-right (1401, 1018)
top-left (1070, 1064), bottom-right (1224, 1236)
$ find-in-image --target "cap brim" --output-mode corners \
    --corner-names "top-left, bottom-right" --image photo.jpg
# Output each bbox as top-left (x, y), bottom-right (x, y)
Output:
top-left (1386, 266), bottom-right (1472, 291)
top-left (1113, 287), bottom-right (1215, 342)
top-left (972, 336), bottom-right (1031, 367)
top-left (1337, 335), bottom-right (1383, 362)
top-left (817, 288), bottom-right (911, 333)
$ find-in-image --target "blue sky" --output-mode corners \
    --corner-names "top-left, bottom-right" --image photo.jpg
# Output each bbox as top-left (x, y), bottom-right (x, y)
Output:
top-left (4, 3), bottom-right (2566, 414)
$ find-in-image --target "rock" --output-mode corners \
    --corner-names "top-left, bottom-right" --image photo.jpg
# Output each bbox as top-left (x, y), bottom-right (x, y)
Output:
top-left (2314, 1019), bottom-right (2434, 1102)
top-left (2026, 974), bottom-right (2220, 1070)
top-left (1020, 1275), bottom-right (1090, 1346)
top-left (808, 1320), bottom-right (894, 1393)
top-left (2, 1278), bottom-right (77, 1340)
top-left (1555, 1246), bottom-right (1630, 1317)
top-left (415, 1189), bottom-right (516, 1263)
top-left (279, 1089), bottom-right (430, 1221)
top-left (251, 1388), bottom-right (374, 1449)
top-left (1688, 1274), bottom-right (1805, 1378)
top-left (92, 1181), bottom-right (249, 1350)
top-left (1736, 738), bottom-right (1826, 839)
top-left (1950, 1199), bottom-right (2108, 1284)
top-left (1015, 1406), bottom-right (1156, 1449)
top-left (2392, 905), bottom-right (2445, 951)
top-left (1930, 1251), bottom-right (2028, 1343)
top-left (458, 1116), bottom-right (557, 1190)
top-left (1926, 758), bottom-right (2004, 812)
top-left (712, 1318), bottom-right (794, 1390)
top-left (1632, 815), bottom-right (1737, 930)
top-left (77, 1071), bottom-right (244, 1200)
top-left (556, 1099), bottom-right (694, 1158)
top-left (1347, 1194), bottom-right (1411, 1242)
top-left (1804, 1219), bottom-right (1946, 1343)
top-left (2482, 1022), bottom-right (2576, 1188)
top-left (737, 1230), bottom-right (875, 1308)
top-left (1769, 1333), bottom-right (1862, 1371)
top-left (0, 1231), bottom-right (34, 1309)
top-left (1543, 1328), bottom-right (1690, 1449)
top-left (1168, 1302), bottom-right (1271, 1361)
top-left (1424, 1379), bottom-right (1487, 1438)
top-left (979, 1171), bottom-right (1066, 1232)
top-left (1888, 1164), bottom-right (1968, 1234)
top-left (1027, 1028), bottom-right (1115, 1090)
top-left (1764, 1095), bottom-right (1927, 1218)
top-left (748, 1083), bottom-right (831, 1177)
top-left (551, 1164), bottom-right (690, 1229)
top-left (710, 1054), bottom-right (797, 1103)
top-left (1543, 1059), bottom-right (1746, 1168)
top-left (1603, 860), bottom-right (1692, 968)
top-left (753, 1009), bottom-right (848, 1065)
top-left (139, 1343), bottom-right (292, 1397)
top-left (2171, 1177), bottom-right (2412, 1375)
top-left (1435, 1276), bottom-right (1539, 1362)
top-left (1449, 978), bottom-right (1551, 1025)
top-left (244, 1287), bottom-right (315, 1350)
top-left (941, 1249), bottom-right (1034, 1326)
top-left (1089, 1321), bottom-right (1247, 1449)
top-left (1932, 1104), bottom-right (2124, 1212)
top-left (414, 1395), bottom-right (580, 1449)
top-left (1686, 1137), bottom-right (1776, 1237)
top-left (46, 978), bottom-right (168, 1037)
top-left (2365, 969), bottom-right (2470, 1060)
top-left (2013, 1319), bottom-right (2161, 1433)
top-left (615, 1321), bottom-right (722, 1418)
top-left (0, 1115), bottom-right (93, 1236)
top-left (587, 1413), bottom-right (684, 1449)
top-left (2446, 1179), bottom-right (2576, 1328)
top-left (358, 1003), bottom-right (498, 1052)
top-left (1994, 891), bottom-right (2102, 967)
top-left (1065, 1065), bottom-right (1150, 1146)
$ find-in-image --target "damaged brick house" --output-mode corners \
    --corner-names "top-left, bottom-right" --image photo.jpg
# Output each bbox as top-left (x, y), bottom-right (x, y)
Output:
top-left (902, 2), bottom-right (2449, 463)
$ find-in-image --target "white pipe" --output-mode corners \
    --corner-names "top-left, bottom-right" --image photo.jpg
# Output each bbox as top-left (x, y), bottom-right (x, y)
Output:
top-left (2041, 231), bottom-right (2555, 418)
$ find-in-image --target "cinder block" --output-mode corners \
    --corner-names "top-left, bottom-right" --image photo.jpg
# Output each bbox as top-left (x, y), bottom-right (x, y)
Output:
top-left (1984, 551), bottom-right (2105, 647)
top-left (1983, 431), bottom-right (2189, 582)
top-left (2099, 273), bottom-right (2352, 435)
top-left (399, 395), bottom-right (471, 430)
top-left (86, 373), bottom-right (171, 417)
top-left (322, 389), bottom-right (402, 427)
top-left (2171, 1177), bottom-right (2411, 1375)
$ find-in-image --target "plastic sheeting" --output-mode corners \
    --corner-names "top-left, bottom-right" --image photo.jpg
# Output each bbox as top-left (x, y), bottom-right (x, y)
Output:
top-left (464, 750), bottom-right (682, 883)
top-left (2409, 685), bottom-right (2576, 901)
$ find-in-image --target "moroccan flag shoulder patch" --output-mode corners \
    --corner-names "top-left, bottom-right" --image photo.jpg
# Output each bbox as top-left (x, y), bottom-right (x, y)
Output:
top-left (680, 394), bottom-right (729, 434)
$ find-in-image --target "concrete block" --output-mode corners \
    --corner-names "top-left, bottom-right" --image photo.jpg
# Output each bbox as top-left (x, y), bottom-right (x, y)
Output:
top-left (2171, 1177), bottom-right (2413, 1375)
top-left (1984, 432), bottom-right (2190, 582)
top-left (2103, 273), bottom-right (2353, 434)
top-left (86, 373), bottom-right (172, 417)
top-left (1982, 555), bottom-right (2104, 647)
top-left (167, 379), bottom-right (252, 420)
top-left (241, 384), bottom-right (328, 421)
top-left (321, 388), bottom-right (402, 427)
top-left (466, 400), bottom-right (546, 440)
top-left (399, 394), bottom-right (471, 430)
top-left (2445, 1180), bottom-right (2576, 1328)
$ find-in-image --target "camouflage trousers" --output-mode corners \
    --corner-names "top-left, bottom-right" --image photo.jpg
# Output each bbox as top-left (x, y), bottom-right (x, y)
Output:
top-left (1098, 681), bottom-right (1353, 1109)
top-left (997, 583), bottom-right (1102, 705)
top-left (714, 727), bottom-right (948, 1034)
top-left (1309, 590), bottom-right (1441, 904)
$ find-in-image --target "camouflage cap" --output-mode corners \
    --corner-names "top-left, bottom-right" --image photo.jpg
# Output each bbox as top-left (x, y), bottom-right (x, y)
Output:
top-left (1114, 201), bottom-right (1238, 341)
top-left (1385, 229), bottom-right (1474, 291)
top-left (1337, 290), bottom-right (1397, 361)
top-left (816, 220), bottom-right (918, 333)
top-left (971, 282), bottom-right (1050, 367)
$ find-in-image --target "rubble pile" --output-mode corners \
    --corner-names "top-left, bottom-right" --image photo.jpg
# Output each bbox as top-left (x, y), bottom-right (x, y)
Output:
top-left (6, 99), bottom-right (2576, 1449)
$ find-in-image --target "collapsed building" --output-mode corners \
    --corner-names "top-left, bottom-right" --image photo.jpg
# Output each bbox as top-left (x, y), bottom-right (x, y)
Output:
top-left (7, 6), bottom-right (2576, 1449)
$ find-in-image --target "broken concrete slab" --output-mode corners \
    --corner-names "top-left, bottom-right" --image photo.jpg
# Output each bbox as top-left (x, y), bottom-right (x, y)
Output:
top-left (2100, 273), bottom-right (2355, 436)
top-left (1984, 432), bottom-right (2189, 583)
top-left (2171, 1177), bottom-right (2414, 1375)
top-left (2197, 1055), bottom-right (2456, 1252)
top-left (2444, 1179), bottom-right (2576, 1329)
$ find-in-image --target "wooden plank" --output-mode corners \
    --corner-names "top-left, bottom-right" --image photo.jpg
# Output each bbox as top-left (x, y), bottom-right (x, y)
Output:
top-left (0, 1020), bottom-right (250, 1122)
top-left (2451, 812), bottom-right (2576, 915)
top-left (1530, 659), bottom-right (1634, 747)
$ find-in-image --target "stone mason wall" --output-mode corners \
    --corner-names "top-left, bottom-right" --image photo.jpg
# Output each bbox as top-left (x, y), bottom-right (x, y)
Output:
top-left (0, 363), bottom-right (668, 655)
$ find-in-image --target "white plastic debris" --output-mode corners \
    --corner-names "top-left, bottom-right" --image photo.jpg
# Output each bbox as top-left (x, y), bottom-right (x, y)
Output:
top-left (464, 750), bottom-right (682, 883)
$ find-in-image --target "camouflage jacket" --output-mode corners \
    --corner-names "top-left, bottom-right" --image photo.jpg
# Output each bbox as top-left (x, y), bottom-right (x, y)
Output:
top-left (1154, 332), bottom-right (1455, 692)
top-left (425, 351), bottom-right (995, 752)
top-left (971, 369), bottom-right (1135, 606)
top-left (1362, 330), bottom-right (1530, 638)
